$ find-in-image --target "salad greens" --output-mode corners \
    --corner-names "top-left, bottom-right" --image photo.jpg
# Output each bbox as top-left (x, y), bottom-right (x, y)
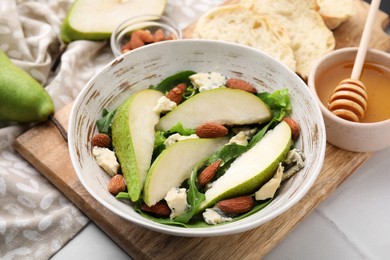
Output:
top-left (96, 108), bottom-right (116, 135)
top-left (151, 70), bottom-right (196, 93)
top-left (101, 70), bottom-right (293, 227)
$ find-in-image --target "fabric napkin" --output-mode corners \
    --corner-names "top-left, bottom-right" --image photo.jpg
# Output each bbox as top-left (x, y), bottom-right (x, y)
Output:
top-left (0, 1), bottom-right (113, 259)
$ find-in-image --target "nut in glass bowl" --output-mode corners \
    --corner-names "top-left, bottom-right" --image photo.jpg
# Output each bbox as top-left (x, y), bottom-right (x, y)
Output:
top-left (110, 14), bottom-right (182, 57)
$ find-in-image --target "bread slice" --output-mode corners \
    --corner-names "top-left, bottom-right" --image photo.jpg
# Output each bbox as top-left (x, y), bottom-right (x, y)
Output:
top-left (317, 0), bottom-right (355, 29)
top-left (194, 4), bottom-right (296, 72)
top-left (242, 0), bottom-right (335, 79)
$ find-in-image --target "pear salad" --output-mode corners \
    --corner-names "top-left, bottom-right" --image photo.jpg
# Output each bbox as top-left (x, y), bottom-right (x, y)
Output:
top-left (91, 71), bottom-right (305, 227)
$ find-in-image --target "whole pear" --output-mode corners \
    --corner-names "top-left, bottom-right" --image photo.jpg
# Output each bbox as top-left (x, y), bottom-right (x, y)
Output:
top-left (0, 50), bottom-right (54, 123)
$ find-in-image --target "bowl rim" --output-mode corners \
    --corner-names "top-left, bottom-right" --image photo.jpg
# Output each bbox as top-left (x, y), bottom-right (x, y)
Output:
top-left (308, 47), bottom-right (390, 127)
top-left (68, 39), bottom-right (326, 236)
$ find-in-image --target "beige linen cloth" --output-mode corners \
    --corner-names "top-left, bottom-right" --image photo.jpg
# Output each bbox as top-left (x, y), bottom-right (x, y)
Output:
top-left (0, 0), bottom-right (114, 259)
top-left (0, 0), bottom-right (224, 259)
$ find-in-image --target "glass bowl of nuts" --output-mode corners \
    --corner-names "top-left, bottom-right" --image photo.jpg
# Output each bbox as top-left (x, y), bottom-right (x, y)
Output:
top-left (110, 14), bottom-right (182, 57)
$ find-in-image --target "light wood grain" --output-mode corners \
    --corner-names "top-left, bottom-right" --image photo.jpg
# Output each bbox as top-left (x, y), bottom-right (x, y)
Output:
top-left (334, 0), bottom-right (390, 51)
top-left (14, 103), bottom-right (371, 259)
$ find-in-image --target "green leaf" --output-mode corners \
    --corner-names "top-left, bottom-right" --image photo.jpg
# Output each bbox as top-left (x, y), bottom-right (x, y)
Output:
top-left (96, 108), bottom-right (116, 135)
top-left (257, 88), bottom-right (291, 121)
top-left (248, 121), bottom-right (273, 148)
top-left (116, 192), bottom-right (131, 200)
top-left (154, 131), bottom-right (167, 149)
top-left (207, 143), bottom-right (248, 165)
top-left (248, 88), bottom-right (292, 147)
top-left (168, 122), bottom-right (196, 135)
top-left (152, 131), bottom-right (167, 161)
top-left (151, 70), bottom-right (197, 93)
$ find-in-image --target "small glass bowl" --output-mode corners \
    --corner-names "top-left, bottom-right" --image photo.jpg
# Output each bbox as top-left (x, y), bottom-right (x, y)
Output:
top-left (110, 14), bottom-right (182, 57)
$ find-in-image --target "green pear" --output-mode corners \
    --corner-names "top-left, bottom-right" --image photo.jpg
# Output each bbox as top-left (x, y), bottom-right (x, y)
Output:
top-left (61, 0), bottom-right (167, 42)
top-left (197, 121), bottom-right (292, 212)
top-left (143, 137), bottom-right (228, 206)
top-left (111, 89), bottom-right (163, 202)
top-left (156, 88), bottom-right (272, 131)
top-left (0, 50), bottom-right (54, 123)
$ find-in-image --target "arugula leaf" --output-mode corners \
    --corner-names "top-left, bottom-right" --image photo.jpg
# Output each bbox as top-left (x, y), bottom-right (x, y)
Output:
top-left (96, 109), bottom-right (116, 135)
top-left (151, 70), bottom-right (197, 93)
top-left (207, 143), bottom-right (248, 165)
top-left (248, 121), bottom-right (273, 148)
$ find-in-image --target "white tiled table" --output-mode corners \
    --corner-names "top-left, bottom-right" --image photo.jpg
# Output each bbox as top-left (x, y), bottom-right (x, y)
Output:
top-left (52, 146), bottom-right (390, 260)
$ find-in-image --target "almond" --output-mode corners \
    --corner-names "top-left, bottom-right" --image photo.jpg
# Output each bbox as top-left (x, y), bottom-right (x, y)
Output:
top-left (166, 83), bottom-right (186, 104)
top-left (132, 29), bottom-right (154, 43)
top-left (226, 78), bottom-right (257, 93)
top-left (107, 174), bottom-right (126, 195)
top-left (153, 28), bottom-right (165, 42)
top-left (196, 122), bottom-right (228, 138)
top-left (141, 201), bottom-right (171, 217)
top-left (91, 133), bottom-right (112, 148)
top-left (283, 117), bottom-right (300, 140)
top-left (121, 41), bottom-right (132, 53)
top-left (198, 160), bottom-right (222, 187)
top-left (217, 196), bottom-right (254, 214)
top-left (129, 33), bottom-right (145, 50)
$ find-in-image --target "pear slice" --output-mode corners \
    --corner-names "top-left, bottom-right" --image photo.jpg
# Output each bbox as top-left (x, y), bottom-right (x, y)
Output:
top-left (144, 137), bottom-right (228, 206)
top-left (111, 89), bottom-right (163, 202)
top-left (198, 121), bottom-right (292, 212)
top-left (156, 88), bottom-right (271, 131)
top-left (61, 0), bottom-right (167, 42)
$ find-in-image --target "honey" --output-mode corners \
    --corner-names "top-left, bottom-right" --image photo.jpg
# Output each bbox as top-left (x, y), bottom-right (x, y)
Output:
top-left (315, 61), bottom-right (390, 123)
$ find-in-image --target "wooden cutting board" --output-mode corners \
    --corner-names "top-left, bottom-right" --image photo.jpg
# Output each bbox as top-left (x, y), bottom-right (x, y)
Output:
top-left (14, 1), bottom-right (389, 259)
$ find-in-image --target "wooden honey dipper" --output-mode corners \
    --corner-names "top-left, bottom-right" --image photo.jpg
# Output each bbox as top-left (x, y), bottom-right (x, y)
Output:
top-left (327, 0), bottom-right (381, 122)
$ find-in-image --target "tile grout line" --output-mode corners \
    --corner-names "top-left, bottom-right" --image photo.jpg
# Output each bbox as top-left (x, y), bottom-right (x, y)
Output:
top-left (315, 209), bottom-right (371, 260)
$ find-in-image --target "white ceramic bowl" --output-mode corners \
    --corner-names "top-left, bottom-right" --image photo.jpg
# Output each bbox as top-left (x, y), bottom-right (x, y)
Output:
top-left (308, 47), bottom-right (390, 152)
top-left (68, 40), bottom-right (326, 237)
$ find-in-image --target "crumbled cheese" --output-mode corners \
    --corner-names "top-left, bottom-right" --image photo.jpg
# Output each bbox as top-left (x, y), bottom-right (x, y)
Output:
top-left (164, 133), bottom-right (199, 147)
top-left (282, 148), bottom-right (305, 181)
top-left (255, 163), bottom-right (284, 200)
top-left (228, 131), bottom-right (248, 146)
top-left (153, 96), bottom-right (177, 114)
top-left (189, 72), bottom-right (227, 92)
top-left (164, 188), bottom-right (189, 219)
top-left (92, 147), bottom-right (119, 177)
top-left (232, 126), bottom-right (257, 139)
top-left (203, 208), bottom-right (232, 225)
top-left (241, 128), bottom-right (257, 139)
